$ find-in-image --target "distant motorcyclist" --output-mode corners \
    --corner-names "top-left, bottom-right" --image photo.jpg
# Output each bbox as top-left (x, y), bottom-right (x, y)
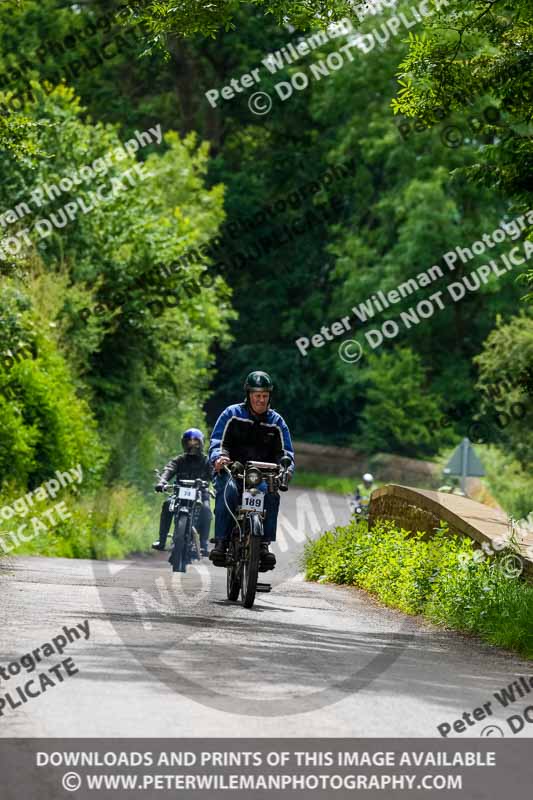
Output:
top-left (354, 472), bottom-right (374, 504)
top-left (438, 474), bottom-right (466, 496)
top-left (152, 428), bottom-right (213, 555)
top-left (208, 370), bottom-right (294, 569)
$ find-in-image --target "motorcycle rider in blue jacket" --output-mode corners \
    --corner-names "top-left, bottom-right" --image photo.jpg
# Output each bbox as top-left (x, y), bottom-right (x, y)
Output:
top-left (208, 370), bottom-right (295, 569)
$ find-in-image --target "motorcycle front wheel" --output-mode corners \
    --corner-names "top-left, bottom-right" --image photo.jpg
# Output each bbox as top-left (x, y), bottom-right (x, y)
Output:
top-left (170, 514), bottom-right (189, 572)
top-left (241, 515), bottom-right (262, 609)
top-left (226, 536), bottom-right (242, 601)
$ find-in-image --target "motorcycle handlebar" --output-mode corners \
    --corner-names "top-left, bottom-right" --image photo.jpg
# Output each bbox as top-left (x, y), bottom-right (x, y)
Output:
top-left (159, 482), bottom-right (209, 496)
top-left (223, 463), bottom-right (243, 480)
top-left (223, 461), bottom-right (290, 490)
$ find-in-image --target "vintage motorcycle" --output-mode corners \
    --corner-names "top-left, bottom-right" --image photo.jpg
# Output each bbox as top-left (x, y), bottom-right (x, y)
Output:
top-left (222, 456), bottom-right (291, 609)
top-left (349, 495), bottom-right (370, 520)
top-left (156, 470), bottom-right (212, 573)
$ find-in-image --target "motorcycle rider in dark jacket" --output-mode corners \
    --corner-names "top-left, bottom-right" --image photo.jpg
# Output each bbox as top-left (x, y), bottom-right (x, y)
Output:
top-left (152, 428), bottom-right (213, 556)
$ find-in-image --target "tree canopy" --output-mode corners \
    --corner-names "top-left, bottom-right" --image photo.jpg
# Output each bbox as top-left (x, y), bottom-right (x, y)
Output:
top-left (0, 0), bottom-right (531, 527)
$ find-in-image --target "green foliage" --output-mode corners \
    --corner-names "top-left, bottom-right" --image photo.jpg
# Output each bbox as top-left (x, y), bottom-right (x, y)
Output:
top-left (474, 312), bottom-right (533, 469)
top-left (0, 109), bottom-right (44, 164)
top-left (0, 63), bottom-right (234, 536)
top-left (120, 0), bottom-right (353, 43)
top-left (304, 520), bottom-right (464, 615)
top-left (0, 280), bottom-right (104, 490)
top-left (3, 485), bottom-right (160, 560)
top-left (304, 519), bottom-right (533, 657)
top-left (190, 2), bottom-right (520, 452)
top-left (357, 349), bottom-right (457, 456)
top-left (393, 0), bottom-right (533, 206)
top-left (476, 445), bottom-right (533, 521)
top-left (2, 0), bottom-right (527, 462)
top-left (426, 547), bottom-right (533, 656)
top-left (0, 349), bottom-right (104, 486)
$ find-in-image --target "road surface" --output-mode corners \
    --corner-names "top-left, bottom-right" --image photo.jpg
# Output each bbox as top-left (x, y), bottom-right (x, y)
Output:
top-left (0, 487), bottom-right (531, 738)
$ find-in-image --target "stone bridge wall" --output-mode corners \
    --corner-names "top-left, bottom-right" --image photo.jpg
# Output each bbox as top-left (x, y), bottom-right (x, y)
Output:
top-left (368, 484), bottom-right (533, 579)
top-left (293, 441), bottom-right (441, 487)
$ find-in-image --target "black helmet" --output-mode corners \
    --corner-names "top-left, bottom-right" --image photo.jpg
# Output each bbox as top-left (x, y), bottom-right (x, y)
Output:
top-left (243, 370), bottom-right (273, 392)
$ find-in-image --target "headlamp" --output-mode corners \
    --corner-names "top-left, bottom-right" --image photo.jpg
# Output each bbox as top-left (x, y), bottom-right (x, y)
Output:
top-left (247, 467), bottom-right (262, 487)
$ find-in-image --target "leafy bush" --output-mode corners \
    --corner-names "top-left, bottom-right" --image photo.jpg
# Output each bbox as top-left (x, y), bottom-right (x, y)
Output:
top-left (0, 339), bottom-right (105, 491)
top-left (304, 519), bottom-right (533, 658)
top-left (427, 552), bottom-right (533, 655)
top-left (474, 313), bottom-right (533, 474)
top-left (475, 445), bottom-right (533, 521)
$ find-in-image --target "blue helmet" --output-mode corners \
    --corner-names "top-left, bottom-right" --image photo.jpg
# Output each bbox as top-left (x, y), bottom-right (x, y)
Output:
top-left (182, 428), bottom-right (204, 451)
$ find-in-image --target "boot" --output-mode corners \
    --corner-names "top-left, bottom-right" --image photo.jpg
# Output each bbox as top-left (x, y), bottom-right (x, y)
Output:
top-left (152, 540), bottom-right (166, 551)
top-left (259, 541), bottom-right (276, 570)
top-left (209, 539), bottom-right (228, 566)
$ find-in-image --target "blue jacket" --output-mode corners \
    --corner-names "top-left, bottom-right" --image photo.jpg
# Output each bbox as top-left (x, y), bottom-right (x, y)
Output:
top-left (209, 403), bottom-right (295, 474)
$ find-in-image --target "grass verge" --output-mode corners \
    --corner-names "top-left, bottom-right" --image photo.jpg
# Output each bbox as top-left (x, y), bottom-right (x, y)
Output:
top-left (0, 485), bottom-right (160, 560)
top-left (304, 518), bottom-right (533, 659)
top-left (292, 470), bottom-right (362, 495)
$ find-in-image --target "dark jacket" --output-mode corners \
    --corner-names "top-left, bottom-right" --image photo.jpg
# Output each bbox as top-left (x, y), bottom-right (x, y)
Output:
top-left (160, 452), bottom-right (212, 484)
top-left (209, 403), bottom-right (295, 472)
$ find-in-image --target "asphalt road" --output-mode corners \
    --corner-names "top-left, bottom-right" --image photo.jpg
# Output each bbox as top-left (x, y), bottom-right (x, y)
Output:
top-left (0, 487), bottom-right (531, 738)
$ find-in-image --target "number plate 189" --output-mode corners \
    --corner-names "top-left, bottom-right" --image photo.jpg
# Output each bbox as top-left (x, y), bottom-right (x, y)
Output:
top-left (242, 492), bottom-right (264, 511)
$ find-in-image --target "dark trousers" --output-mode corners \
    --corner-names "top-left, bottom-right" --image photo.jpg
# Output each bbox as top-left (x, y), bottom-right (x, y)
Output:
top-left (158, 499), bottom-right (212, 549)
top-left (213, 472), bottom-right (280, 542)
